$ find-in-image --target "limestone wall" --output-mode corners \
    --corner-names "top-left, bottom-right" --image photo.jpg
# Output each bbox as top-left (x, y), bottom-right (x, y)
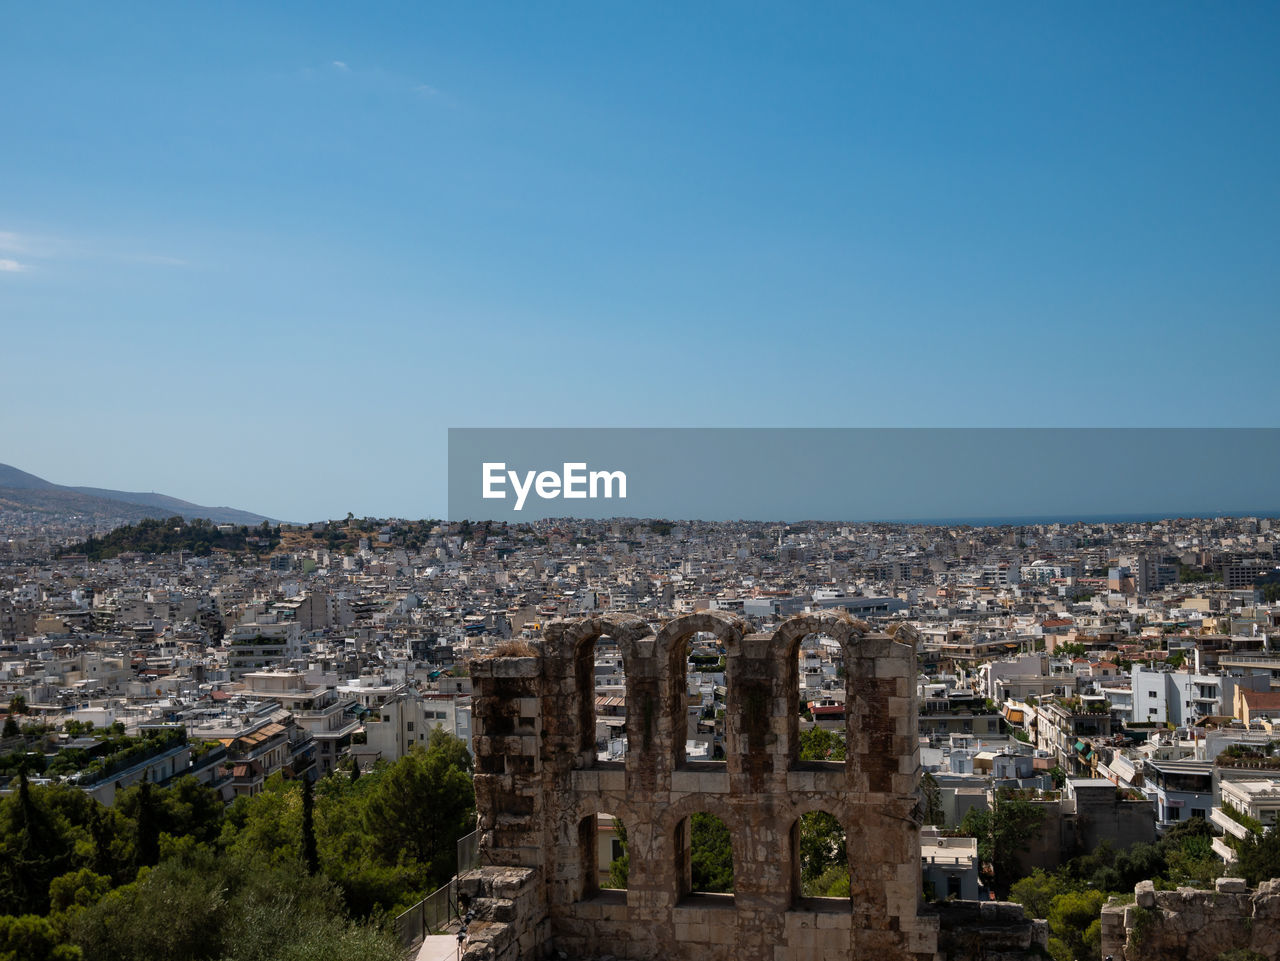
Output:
top-left (468, 610), bottom-right (939, 961)
top-left (932, 901), bottom-right (1049, 961)
top-left (1101, 877), bottom-right (1280, 961)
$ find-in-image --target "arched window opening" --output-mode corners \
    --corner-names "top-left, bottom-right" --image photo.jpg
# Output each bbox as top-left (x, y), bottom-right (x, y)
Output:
top-left (793, 632), bottom-right (847, 768)
top-left (598, 814), bottom-right (629, 891)
top-left (682, 632), bottom-right (728, 766)
top-left (576, 633), bottom-right (627, 763)
top-left (578, 812), bottom-right (628, 902)
top-left (676, 811), bottom-right (735, 902)
top-left (792, 810), bottom-right (850, 906)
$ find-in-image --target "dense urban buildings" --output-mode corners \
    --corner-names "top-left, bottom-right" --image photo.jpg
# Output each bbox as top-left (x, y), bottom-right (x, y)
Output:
top-left (4, 510), bottom-right (1280, 958)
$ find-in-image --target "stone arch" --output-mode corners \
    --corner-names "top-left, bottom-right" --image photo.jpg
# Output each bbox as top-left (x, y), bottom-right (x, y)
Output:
top-left (555, 794), bottom-right (643, 906)
top-left (654, 611), bottom-right (748, 768)
top-left (544, 613), bottom-right (653, 765)
top-left (572, 810), bottom-right (633, 900)
top-left (770, 611), bottom-right (870, 766)
top-left (657, 794), bottom-right (746, 902)
top-left (786, 804), bottom-right (851, 906)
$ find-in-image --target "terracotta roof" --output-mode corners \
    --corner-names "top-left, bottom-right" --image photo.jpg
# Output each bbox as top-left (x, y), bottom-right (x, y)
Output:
top-left (1242, 691), bottom-right (1280, 712)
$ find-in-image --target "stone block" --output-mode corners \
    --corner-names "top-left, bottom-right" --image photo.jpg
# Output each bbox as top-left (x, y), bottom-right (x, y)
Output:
top-left (491, 656), bottom-right (540, 678)
top-left (1135, 879), bottom-right (1156, 908)
top-left (1217, 877), bottom-right (1248, 893)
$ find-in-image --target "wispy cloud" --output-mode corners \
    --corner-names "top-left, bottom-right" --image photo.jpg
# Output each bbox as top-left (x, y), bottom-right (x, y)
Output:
top-left (129, 253), bottom-right (188, 267)
top-left (0, 226), bottom-right (188, 271)
top-left (325, 59), bottom-right (445, 103)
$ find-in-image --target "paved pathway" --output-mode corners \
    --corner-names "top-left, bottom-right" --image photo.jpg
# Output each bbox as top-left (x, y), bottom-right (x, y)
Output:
top-left (415, 933), bottom-right (463, 961)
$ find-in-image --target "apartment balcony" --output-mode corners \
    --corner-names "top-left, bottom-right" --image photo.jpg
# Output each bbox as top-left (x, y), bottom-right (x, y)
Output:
top-left (1211, 806), bottom-right (1258, 841)
top-left (309, 718), bottom-right (362, 741)
top-left (1212, 835), bottom-right (1238, 864)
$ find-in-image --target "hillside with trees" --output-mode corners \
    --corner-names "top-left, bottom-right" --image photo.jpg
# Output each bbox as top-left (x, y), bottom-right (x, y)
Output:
top-left (0, 729), bottom-right (474, 961)
top-left (59, 517), bottom-right (281, 560)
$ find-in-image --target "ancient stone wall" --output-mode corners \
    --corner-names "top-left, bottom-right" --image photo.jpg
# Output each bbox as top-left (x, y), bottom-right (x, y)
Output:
top-left (466, 610), bottom-right (939, 961)
top-left (932, 901), bottom-right (1049, 961)
top-left (1101, 877), bottom-right (1280, 961)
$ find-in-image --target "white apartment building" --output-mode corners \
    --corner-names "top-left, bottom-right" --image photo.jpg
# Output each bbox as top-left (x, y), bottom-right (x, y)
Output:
top-left (365, 689), bottom-right (472, 761)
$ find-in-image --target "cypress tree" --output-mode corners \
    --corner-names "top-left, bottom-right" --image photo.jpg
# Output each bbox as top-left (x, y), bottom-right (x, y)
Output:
top-left (301, 777), bottom-right (320, 875)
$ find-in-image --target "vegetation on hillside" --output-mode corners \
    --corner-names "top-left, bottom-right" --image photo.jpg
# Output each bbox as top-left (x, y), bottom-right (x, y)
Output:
top-left (0, 729), bottom-right (474, 961)
top-left (60, 517), bottom-right (281, 560)
top-left (1008, 818), bottom-right (1224, 961)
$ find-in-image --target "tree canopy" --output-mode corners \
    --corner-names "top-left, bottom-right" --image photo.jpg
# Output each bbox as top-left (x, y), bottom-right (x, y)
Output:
top-left (0, 731), bottom-right (475, 961)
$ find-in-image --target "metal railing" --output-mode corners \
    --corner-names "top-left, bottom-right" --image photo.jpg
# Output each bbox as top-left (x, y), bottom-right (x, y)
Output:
top-left (394, 829), bottom-right (481, 948)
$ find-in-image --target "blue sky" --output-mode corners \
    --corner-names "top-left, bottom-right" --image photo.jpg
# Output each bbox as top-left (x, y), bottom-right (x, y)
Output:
top-left (2, 3), bottom-right (1278, 521)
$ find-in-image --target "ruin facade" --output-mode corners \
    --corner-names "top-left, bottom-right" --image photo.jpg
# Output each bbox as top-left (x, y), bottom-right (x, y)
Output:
top-left (1102, 877), bottom-right (1280, 961)
top-left (464, 609), bottom-right (940, 961)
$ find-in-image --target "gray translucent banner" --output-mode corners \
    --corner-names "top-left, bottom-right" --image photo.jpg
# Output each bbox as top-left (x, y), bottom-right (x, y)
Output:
top-left (447, 428), bottom-right (1280, 523)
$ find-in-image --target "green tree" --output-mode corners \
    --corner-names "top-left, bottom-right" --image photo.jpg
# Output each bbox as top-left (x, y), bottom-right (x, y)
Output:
top-left (1, 717), bottom-right (17, 739)
top-left (1009, 868), bottom-right (1074, 920)
top-left (605, 820), bottom-right (629, 889)
top-left (1160, 817), bottom-right (1221, 887)
top-left (1046, 888), bottom-right (1104, 961)
top-left (960, 794), bottom-right (1046, 898)
top-left (217, 859), bottom-right (401, 961)
top-left (689, 812), bottom-right (734, 893)
top-left (7, 695), bottom-right (27, 716)
top-left (220, 776), bottom-right (302, 867)
top-left (48, 868), bottom-right (111, 912)
top-left (131, 781), bottom-right (160, 870)
top-left (0, 773), bottom-right (76, 916)
top-left (1232, 828), bottom-right (1280, 887)
top-left (361, 730), bottom-right (474, 889)
top-left (0, 913), bottom-right (79, 961)
top-left (920, 772), bottom-right (945, 827)
top-left (301, 778), bottom-right (319, 877)
top-left (798, 726), bottom-right (846, 761)
top-left (68, 855), bottom-right (229, 961)
top-left (798, 810), bottom-right (847, 895)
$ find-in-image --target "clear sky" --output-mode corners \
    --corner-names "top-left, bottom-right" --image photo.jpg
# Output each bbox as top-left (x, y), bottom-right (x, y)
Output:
top-left (2, 3), bottom-right (1278, 522)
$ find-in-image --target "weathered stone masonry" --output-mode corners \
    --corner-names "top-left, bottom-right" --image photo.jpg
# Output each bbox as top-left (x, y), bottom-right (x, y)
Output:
top-left (463, 610), bottom-right (941, 961)
top-left (1102, 877), bottom-right (1280, 961)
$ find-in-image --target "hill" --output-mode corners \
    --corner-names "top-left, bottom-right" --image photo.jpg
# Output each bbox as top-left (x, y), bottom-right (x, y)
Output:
top-left (59, 516), bottom-right (282, 559)
top-left (0, 462), bottom-right (278, 526)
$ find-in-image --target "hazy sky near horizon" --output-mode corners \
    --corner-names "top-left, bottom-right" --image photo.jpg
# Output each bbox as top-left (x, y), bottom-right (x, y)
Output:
top-left (2, 3), bottom-right (1278, 521)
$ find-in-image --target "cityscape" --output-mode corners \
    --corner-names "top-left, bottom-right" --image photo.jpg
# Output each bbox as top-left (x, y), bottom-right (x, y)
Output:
top-left (4, 3), bottom-right (1279, 960)
top-left (3, 492), bottom-right (1280, 958)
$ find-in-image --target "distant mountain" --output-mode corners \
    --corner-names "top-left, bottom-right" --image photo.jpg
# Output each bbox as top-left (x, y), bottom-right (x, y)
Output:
top-left (0, 462), bottom-right (278, 526)
top-left (0, 463), bottom-right (59, 490)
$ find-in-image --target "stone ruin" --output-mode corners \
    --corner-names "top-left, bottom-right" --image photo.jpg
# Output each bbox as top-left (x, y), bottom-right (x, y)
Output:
top-left (1102, 877), bottom-right (1280, 961)
top-left (460, 610), bottom-right (1043, 961)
